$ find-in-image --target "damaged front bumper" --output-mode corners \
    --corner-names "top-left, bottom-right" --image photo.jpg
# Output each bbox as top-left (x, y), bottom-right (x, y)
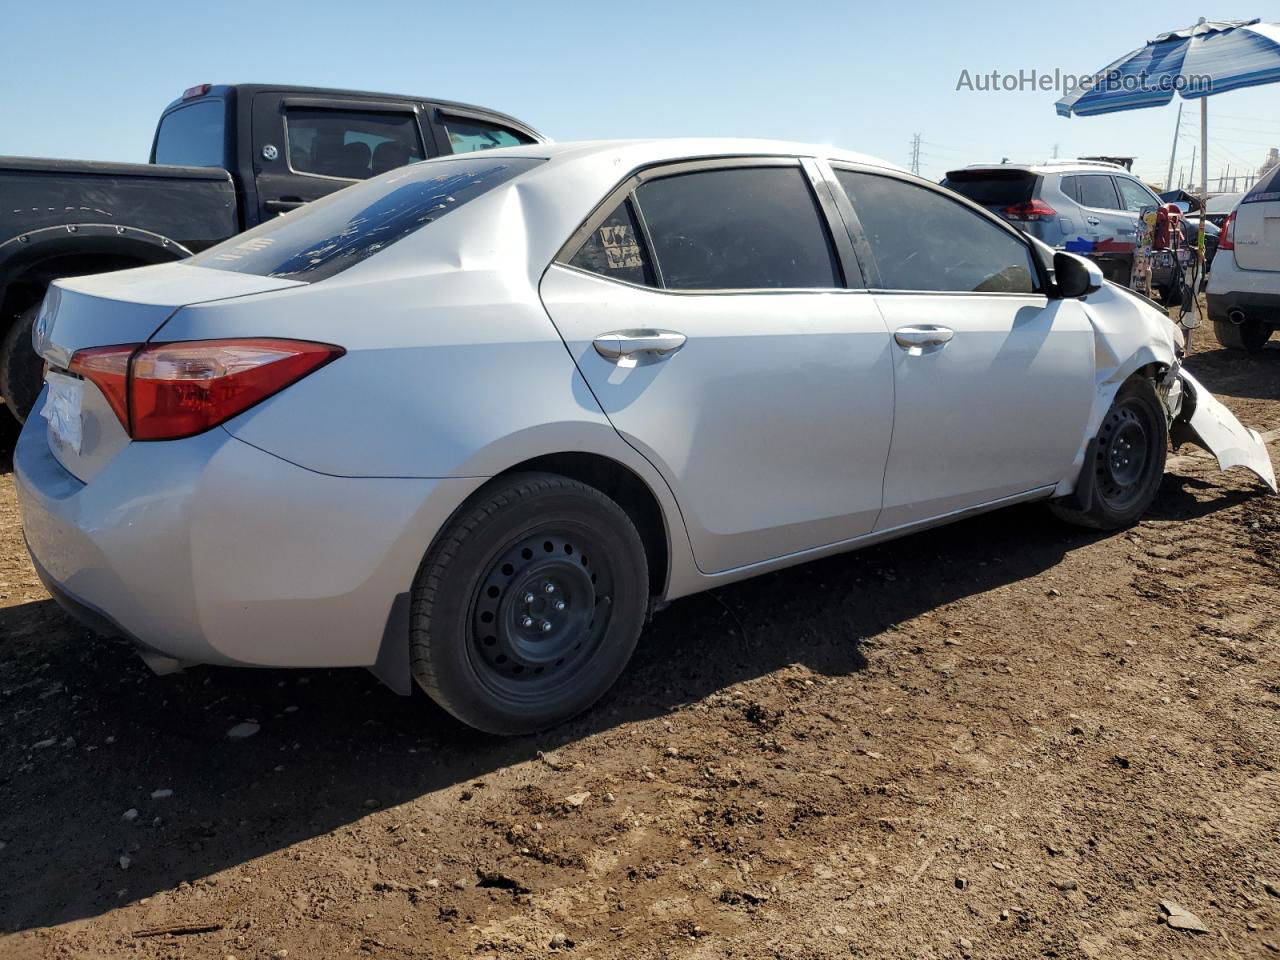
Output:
top-left (1171, 370), bottom-right (1277, 492)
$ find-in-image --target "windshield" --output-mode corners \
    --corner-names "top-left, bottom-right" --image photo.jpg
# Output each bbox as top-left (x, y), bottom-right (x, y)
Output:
top-left (190, 156), bottom-right (544, 282)
top-left (941, 170), bottom-right (1037, 207)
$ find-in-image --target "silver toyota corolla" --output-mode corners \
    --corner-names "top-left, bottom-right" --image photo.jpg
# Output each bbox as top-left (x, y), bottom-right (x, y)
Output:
top-left (15, 139), bottom-right (1276, 734)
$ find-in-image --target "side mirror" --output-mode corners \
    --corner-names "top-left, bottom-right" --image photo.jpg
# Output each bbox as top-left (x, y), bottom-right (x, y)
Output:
top-left (1053, 251), bottom-right (1104, 298)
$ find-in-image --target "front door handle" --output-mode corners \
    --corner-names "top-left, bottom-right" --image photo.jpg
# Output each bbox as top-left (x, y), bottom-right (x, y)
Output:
top-left (1086, 216), bottom-right (1101, 226)
top-left (593, 329), bottom-right (687, 362)
top-left (894, 325), bottom-right (954, 354)
top-left (264, 198), bottom-right (305, 214)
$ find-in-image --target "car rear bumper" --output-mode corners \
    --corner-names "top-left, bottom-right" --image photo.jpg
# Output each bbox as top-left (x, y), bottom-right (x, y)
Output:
top-left (15, 415), bottom-right (484, 670)
top-left (1207, 290), bottom-right (1280, 326)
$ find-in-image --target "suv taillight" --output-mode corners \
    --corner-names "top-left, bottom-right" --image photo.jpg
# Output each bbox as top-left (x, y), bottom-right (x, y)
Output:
top-left (1002, 199), bottom-right (1058, 222)
top-left (1218, 210), bottom-right (1236, 251)
top-left (68, 339), bottom-right (343, 441)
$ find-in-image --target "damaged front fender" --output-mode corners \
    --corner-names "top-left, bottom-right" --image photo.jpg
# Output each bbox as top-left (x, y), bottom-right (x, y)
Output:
top-left (1172, 371), bottom-right (1277, 492)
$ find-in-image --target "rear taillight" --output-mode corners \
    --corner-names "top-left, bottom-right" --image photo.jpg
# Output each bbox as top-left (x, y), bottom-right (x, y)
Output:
top-left (1218, 211), bottom-right (1236, 251)
top-left (182, 83), bottom-right (212, 100)
top-left (67, 339), bottom-right (343, 441)
top-left (1002, 199), bottom-right (1058, 222)
top-left (68, 344), bottom-right (136, 428)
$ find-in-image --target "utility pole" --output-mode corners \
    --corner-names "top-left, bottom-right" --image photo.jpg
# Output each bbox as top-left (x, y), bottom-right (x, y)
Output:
top-left (1188, 144), bottom-right (1197, 191)
top-left (1166, 102), bottom-right (1182, 192)
top-left (1051, 143), bottom-right (1060, 159)
top-left (909, 133), bottom-right (922, 176)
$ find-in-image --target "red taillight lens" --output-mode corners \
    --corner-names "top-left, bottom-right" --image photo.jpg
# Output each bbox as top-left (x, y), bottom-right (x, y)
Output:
top-left (68, 344), bottom-right (138, 428)
top-left (1219, 211), bottom-right (1236, 251)
top-left (182, 83), bottom-right (211, 100)
top-left (1002, 198), bottom-right (1058, 222)
top-left (66, 339), bottom-right (343, 441)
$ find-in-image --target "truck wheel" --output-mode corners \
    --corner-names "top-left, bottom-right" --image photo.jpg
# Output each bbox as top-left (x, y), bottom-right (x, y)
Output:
top-left (1, 305), bottom-right (44, 424)
top-left (1212, 317), bottom-right (1272, 352)
top-left (1051, 378), bottom-right (1168, 531)
top-left (409, 472), bottom-right (649, 735)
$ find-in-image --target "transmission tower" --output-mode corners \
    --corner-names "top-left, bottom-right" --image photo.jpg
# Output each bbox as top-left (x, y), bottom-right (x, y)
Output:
top-left (909, 133), bottom-right (922, 176)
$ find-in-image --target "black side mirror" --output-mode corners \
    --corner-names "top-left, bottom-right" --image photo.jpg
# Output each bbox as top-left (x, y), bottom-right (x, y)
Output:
top-left (1053, 251), bottom-right (1104, 299)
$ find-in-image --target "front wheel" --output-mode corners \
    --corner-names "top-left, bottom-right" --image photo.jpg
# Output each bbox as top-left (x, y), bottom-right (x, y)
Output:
top-left (1051, 378), bottom-right (1168, 530)
top-left (410, 472), bottom-right (649, 735)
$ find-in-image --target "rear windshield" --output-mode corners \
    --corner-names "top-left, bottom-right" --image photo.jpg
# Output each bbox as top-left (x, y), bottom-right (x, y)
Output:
top-left (153, 100), bottom-right (227, 168)
top-left (941, 170), bottom-right (1037, 207)
top-left (190, 156), bottom-right (544, 282)
top-left (1243, 163), bottom-right (1280, 204)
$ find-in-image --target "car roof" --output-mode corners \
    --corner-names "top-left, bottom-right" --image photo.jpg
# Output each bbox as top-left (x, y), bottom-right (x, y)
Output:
top-left (947, 162), bottom-right (1139, 177)
top-left (444, 137), bottom-right (906, 172)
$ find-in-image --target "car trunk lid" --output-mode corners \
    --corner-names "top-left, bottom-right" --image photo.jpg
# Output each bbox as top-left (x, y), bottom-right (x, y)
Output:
top-left (33, 264), bottom-right (304, 483)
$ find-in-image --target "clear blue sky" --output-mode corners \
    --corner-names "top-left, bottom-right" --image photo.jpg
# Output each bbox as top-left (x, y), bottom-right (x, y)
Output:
top-left (2, 0), bottom-right (1277, 190)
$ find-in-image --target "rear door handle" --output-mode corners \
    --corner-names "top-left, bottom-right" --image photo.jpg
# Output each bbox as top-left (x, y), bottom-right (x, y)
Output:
top-left (894, 325), bottom-right (954, 354)
top-left (593, 329), bottom-right (687, 362)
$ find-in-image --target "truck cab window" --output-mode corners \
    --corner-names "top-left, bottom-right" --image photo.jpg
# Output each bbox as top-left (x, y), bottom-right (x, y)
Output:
top-left (443, 116), bottom-right (533, 154)
top-left (153, 100), bottom-right (227, 168)
top-left (285, 108), bottom-right (426, 180)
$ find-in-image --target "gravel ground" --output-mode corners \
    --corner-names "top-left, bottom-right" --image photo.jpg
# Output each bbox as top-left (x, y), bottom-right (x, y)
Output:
top-left (1, 331), bottom-right (1278, 960)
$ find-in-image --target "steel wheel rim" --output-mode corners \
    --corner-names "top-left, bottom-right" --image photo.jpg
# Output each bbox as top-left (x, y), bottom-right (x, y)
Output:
top-left (1095, 400), bottom-right (1155, 511)
top-left (468, 529), bottom-right (613, 702)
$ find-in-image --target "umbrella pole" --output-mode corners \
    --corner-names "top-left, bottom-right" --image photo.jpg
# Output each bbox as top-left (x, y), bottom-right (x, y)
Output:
top-left (1193, 96), bottom-right (1209, 340)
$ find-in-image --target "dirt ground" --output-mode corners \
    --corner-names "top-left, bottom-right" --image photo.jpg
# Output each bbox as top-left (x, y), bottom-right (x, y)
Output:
top-left (1, 329), bottom-right (1278, 960)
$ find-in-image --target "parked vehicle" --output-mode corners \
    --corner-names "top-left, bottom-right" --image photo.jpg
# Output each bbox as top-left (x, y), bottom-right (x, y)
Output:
top-left (942, 160), bottom-right (1167, 286)
top-left (1207, 164), bottom-right (1280, 350)
top-left (0, 83), bottom-right (543, 424)
top-left (16, 139), bottom-right (1275, 734)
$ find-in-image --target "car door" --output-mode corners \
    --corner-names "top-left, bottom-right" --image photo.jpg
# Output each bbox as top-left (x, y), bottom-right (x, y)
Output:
top-left (1075, 173), bottom-right (1136, 260)
top-left (829, 166), bottom-right (1096, 530)
top-left (249, 92), bottom-right (430, 226)
top-left (538, 159), bottom-right (896, 574)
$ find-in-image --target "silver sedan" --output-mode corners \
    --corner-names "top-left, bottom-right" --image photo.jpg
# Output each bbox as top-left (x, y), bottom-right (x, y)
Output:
top-left (16, 139), bottom-right (1275, 734)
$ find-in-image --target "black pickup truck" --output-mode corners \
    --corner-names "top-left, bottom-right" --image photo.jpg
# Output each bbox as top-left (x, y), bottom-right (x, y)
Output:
top-left (0, 83), bottom-right (543, 423)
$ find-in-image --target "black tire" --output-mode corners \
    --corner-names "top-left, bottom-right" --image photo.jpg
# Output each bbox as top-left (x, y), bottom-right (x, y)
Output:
top-left (1051, 378), bottom-right (1168, 530)
top-left (1, 305), bottom-right (44, 424)
top-left (410, 472), bottom-right (649, 735)
top-left (1212, 316), bottom-right (1272, 352)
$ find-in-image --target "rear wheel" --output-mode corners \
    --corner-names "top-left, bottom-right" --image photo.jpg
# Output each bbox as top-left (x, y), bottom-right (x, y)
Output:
top-left (0, 305), bottom-right (43, 424)
top-left (1051, 378), bottom-right (1168, 530)
top-left (410, 472), bottom-right (649, 735)
top-left (1212, 316), bottom-right (1272, 351)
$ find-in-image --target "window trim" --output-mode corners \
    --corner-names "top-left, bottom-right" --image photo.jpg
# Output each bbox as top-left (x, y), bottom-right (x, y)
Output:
top-left (553, 156), bottom-right (860, 295)
top-left (281, 101), bottom-right (428, 184)
top-left (826, 161), bottom-right (1050, 298)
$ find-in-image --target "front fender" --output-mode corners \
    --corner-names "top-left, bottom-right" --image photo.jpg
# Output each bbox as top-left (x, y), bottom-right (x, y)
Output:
top-left (1173, 371), bottom-right (1277, 492)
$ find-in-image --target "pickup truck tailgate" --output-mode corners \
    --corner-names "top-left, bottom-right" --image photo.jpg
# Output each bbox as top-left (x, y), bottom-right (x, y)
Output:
top-left (34, 263), bottom-right (304, 483)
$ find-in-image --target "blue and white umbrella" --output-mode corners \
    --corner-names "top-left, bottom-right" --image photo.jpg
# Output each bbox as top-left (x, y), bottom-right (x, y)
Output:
top-left (1055, 18), bottom-right (1280, 263)
top-left (1056, 18), bottom-right (1280, 118)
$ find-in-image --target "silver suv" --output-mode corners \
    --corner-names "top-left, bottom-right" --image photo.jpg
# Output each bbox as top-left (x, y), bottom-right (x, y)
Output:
top-left (943, 160), bottom-right (1167, 288)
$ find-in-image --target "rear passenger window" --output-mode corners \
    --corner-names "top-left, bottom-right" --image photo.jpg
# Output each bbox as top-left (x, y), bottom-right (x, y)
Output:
top-left (286, 108), bottom-right (426, 180)
top-left (633, 167), bottom-right (840, 290)
top-left (444, 117), bottom-right (533, 154)
top-left (836, 170), bottom-right (1037, 294)
top-left (569, 199), bottom-right (655, 286)
top-left (1076, 174), bottom-right (1121, 210)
